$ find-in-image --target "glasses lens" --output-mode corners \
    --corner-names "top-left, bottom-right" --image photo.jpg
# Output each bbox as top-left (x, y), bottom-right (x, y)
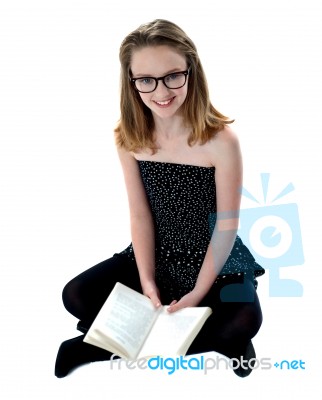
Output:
top-left (134, 78), bottom-right (156, 93)
top-left (164, 72), bottom-right (186, 89)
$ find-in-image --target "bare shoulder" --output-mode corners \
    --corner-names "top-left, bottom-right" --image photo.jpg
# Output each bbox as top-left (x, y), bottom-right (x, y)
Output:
top-left (116, 146), bottom-right (143, 175)
top-left (116, 146), bottom-right (143, 187)
top-left (206, 125), bottom-right (242, 165)
top-left (116, 145), bottom-right (136, 164)
top-left (116, 146), bottom-right (152, 216)
top-left (213, 125), bottom-right (240, 148)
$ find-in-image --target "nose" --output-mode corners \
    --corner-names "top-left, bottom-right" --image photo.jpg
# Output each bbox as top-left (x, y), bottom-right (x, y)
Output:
top-left (154, 79), bottom-right (171, 97)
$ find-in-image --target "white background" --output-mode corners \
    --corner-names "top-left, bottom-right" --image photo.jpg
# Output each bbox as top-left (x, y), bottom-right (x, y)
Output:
top-left (1, 0), bottom-right (321, 398)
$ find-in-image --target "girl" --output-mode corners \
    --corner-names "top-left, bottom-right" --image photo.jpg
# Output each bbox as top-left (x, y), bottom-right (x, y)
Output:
top-left (55, 19), bottom-right (265, 378)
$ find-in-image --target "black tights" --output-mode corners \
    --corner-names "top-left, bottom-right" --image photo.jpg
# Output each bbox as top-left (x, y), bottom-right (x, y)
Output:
top-left (62, 252), bottom-right (263, 360)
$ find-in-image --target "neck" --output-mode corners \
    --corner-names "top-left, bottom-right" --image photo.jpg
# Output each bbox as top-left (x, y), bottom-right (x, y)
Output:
top-left (153, 114), bottom-right (189, 141)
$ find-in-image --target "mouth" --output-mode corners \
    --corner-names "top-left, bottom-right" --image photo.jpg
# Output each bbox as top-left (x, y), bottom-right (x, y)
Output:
top-left (153, 97), bottom-right (175, 107)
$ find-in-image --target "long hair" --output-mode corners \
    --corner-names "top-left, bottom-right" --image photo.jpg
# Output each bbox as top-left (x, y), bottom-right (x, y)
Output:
top-left (114, 19), bottom-right (234, 152)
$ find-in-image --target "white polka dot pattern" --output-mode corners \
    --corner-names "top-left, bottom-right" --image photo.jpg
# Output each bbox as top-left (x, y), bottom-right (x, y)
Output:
top-left (120, 161), bottom-right (265, 298)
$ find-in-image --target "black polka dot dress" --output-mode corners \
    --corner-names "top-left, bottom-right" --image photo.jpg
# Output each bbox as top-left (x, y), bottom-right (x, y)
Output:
top-left (120, 161), bottom-right (265, 300)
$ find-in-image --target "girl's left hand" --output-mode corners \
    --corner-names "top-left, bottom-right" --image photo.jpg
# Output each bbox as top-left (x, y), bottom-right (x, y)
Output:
top-left (166, 290), bottom-right (205, 313)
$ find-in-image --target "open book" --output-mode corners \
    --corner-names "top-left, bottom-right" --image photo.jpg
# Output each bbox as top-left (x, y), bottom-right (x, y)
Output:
top-left (83, 282), bottom-right (212, 360)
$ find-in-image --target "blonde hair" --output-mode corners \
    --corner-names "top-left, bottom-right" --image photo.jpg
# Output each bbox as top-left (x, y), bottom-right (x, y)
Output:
top-left (114, 19), bottom-right (234, 152)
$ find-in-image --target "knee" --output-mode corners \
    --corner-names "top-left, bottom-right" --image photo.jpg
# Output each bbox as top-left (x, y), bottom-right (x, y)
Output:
top-left (62, 278), bottom-right (83, 316)
top-left (219, 280), bottom-right (263, 338)
top-left (242, 295), bottom-right (263, 338)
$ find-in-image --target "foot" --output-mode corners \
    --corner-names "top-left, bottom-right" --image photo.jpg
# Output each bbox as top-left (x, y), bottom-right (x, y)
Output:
top-left (233, 340), bottom-right (256, 378)
top-left (76, 320), bottom-right (91, 334)
top-left (54, 335), bottom-right (112, 378)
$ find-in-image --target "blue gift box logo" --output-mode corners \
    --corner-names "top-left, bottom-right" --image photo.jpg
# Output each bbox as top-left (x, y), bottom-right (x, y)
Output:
top-left (238, 173), bottom-right (304, 297)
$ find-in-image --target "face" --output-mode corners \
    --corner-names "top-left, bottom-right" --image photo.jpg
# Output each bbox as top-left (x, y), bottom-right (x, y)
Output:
top-left (130, 45), bottom-right (188, 120)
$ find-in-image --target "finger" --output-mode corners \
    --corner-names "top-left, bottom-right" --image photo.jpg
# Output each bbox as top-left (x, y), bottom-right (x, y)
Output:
top-left (166, 300), bottom-right (177, 311)
top-left (149, 292), bottom-right (162, 308)
top-left (144, 287), bottom-right (162, 308)
top-left (167, 300), bottom-right (182, 313)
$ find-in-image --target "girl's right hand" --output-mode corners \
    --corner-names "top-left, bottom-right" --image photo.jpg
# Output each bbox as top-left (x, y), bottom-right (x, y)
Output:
top-left (142, 281), bottom-right (162, 308)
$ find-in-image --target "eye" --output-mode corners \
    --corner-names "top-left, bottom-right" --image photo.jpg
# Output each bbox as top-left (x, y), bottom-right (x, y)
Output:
top-left (138, 77), bottom-right (154, 85)
top-left (165, 73), bottom-right (180, 82)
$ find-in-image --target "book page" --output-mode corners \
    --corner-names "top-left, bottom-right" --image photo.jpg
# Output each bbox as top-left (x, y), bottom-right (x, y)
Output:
top-left (137, 307), bottom-right (212, 359)
top-left (84, 283), bottom-right (160, 359)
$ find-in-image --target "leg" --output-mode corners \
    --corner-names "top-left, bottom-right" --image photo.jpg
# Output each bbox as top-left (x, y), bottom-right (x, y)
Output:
top-left (62, 252), bottom-right (141, 325)
top-left (187, 276), bottom-right (263, 376)
top-left (55, 253), bottom-right (140, 378)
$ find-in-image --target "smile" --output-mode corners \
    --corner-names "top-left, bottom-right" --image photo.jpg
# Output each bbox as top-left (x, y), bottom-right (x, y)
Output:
top-left (154, 97), bottom-right (175, 106)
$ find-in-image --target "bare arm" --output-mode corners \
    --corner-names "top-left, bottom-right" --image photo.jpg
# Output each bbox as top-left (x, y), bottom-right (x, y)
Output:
top-left (168, 127), bottom-right (242, 312)
top-left (117, 147), bottom-right (161, 307)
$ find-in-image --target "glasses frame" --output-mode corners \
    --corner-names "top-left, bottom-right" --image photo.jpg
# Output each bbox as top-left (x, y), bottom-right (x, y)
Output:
top-left (130, 69), bottom-right (190, 93)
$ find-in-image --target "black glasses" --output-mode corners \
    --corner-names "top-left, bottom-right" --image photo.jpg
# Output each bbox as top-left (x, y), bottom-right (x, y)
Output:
top-left (130, 69), bottom-right (190, 93)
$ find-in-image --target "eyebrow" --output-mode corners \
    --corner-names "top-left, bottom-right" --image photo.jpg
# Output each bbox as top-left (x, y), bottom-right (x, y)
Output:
top-left (131, 67), bottom-right (186, 78)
